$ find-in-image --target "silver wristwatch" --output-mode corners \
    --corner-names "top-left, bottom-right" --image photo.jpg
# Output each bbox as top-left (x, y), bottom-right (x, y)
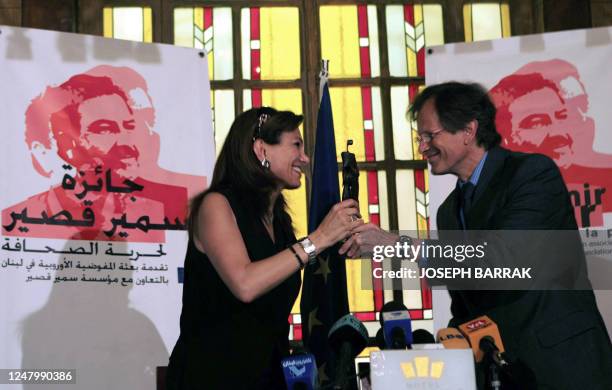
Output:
top-left (298, 237), bottom-right (317, 264)
top-left (398, 235), bottom-right (412, 246)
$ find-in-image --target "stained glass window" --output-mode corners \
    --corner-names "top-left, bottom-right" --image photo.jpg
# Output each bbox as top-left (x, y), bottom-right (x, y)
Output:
top-left (464, 3), bottom-right (511, 42)
top-left (99, 1), bottom-right (520, 343)
top-left (103, 7), bottom-right (152, 42)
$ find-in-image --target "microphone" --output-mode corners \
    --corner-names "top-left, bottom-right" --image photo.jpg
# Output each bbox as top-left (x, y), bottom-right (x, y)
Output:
top-left (328, 314), bottom-right (368, 390)
top-left (458, 315), bottom-right (506, 363)
top-left (380, 301), bottom-right (413, 349)
top-left (479, 336), bottom-right (510, 368)
top-left (436, 327), bottom-right (471, 349)
top-left (459, 316), bottom-right (537, 389)
top-left (412, 329), bottom-right (435, 344)
top-left (374, 328), bottom-right (386, 350)
top-left (281, 353), bottom-right (318, 390)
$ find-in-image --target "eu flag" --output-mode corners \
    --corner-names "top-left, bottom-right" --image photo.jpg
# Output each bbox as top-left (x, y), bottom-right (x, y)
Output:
top-left (300, 80), bottom-right (350, 384)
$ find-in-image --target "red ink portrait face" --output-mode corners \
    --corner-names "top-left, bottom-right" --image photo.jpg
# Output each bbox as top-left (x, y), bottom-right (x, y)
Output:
top-left (76, 93), bottom-right (154, 178)
top-left (491, 60), bottom-right (595, 169)
top-left (507, 86), bottom-right (576, 166)
top-left (47, 74), bottom-right (156, 179)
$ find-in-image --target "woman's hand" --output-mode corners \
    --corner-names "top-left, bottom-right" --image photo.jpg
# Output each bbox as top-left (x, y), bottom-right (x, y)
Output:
top-left (338, 223), bottom-right (399, 258)
top-left (309, 199), bottom-right (363, 253)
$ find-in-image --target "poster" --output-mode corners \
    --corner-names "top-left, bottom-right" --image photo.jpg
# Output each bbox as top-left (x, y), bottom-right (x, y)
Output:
top-left (0, 26), bottom-right (214, 389)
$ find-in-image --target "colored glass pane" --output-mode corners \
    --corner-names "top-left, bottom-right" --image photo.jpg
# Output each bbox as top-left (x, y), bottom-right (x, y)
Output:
top-left (320, 5), bottom-right (380, 78)
top-left (422, 5), bottom-right (445, 47)
top-left (402, 265), bottom-right (423, 309)
top-left (329, 87), bottom-right (383, 163)
top-left (347, 259), bottom-right (374, 313)
top-left (464, 3), bottom-right (512, 42)
top-left (241, 7), bottom-right (300, 80)
top-left (501, 4), bottom-right (511, 38)
top-left (377, 171), bottom-right (390, 231)
top-left (391, 86), bottom-right (412, 160)
top-left (290, 269), bottom-right (303, 320)
top-left (396, 170), bottom-right (417, 231)
top-left (103, 7), bottom-right (152, 43)
top-left (210, 90), bottom-right (235, 156)
top-left (397, 168), bottom-right (429, 233)
top-left (386, 4), bottom-right (444, 77)
top-left (392, 84), bottom-right (425, 161)
top-left (174, 7), bottom-right (233, 80)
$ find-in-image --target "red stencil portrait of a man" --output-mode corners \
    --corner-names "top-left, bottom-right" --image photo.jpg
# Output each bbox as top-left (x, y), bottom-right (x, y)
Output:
top-left (490, 59), bottom-right (612, 227)
top-left (2, 66), bottom-right (207, 241)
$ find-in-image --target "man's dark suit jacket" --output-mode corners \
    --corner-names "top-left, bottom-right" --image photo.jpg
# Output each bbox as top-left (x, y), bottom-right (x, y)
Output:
top-left (436, 146), bottom-right (612, 389)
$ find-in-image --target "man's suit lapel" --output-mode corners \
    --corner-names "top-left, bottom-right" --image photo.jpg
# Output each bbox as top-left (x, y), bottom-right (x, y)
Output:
top-left (464, 146), bottom-right (510, 228)
top-left (442, 190), bottom-right (461, 230)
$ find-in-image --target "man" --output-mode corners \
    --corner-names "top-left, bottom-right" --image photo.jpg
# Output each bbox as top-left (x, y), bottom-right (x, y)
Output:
top-left (342, 82), bottom-right (612, 388)
top-left (2, 68), bottom-right (201, 241)
top-left (490, 59), bottom-right (612, 227)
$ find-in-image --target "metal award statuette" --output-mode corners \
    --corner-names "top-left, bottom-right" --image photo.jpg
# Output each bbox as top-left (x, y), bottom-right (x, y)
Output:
top-left (341, 140), bottom-right (359, 202)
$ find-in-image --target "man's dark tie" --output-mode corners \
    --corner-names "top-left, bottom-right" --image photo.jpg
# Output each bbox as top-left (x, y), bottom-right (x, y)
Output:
top-left (460, 182), bottom-right (475, 217)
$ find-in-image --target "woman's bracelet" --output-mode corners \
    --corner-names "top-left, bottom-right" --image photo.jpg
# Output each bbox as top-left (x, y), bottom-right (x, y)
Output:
top-left (288, 244), bottom-right (305, 270)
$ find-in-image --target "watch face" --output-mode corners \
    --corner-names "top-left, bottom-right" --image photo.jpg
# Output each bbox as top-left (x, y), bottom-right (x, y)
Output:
top-left (300, 238), bottom-right (315, 255)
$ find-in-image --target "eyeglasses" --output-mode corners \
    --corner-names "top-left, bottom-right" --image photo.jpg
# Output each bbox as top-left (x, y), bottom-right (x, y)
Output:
top-left (416, 129), bottom-right (444, 145)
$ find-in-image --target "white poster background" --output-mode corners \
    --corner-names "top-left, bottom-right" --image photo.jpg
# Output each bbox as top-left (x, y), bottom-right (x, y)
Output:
top-left (0, 26), bottom-right (214, 389)
top-left (425, 27), bottom-right (612, 337)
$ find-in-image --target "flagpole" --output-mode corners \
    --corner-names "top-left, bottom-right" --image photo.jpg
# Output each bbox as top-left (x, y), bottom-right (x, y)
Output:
top-left (319, 59), bottom-right (329, 102)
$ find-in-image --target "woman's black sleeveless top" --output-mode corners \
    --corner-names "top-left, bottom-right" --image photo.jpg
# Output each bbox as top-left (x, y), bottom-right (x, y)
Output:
top-left (166, 188), bottom-right (301, 389)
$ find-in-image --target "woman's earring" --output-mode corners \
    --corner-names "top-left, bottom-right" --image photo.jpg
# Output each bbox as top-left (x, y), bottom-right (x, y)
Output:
top-left (261, 158), bottom-right (271, 169)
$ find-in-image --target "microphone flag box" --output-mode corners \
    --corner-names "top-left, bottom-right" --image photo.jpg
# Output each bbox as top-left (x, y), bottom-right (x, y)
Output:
top-left (458, 315), bottom-right (505, 362)
top-left (281, 353), bottom-right (318, 390)
top-left (382, 310), bottom-right (413, 348)
top-left (370, 349), bottom-right (476, 390)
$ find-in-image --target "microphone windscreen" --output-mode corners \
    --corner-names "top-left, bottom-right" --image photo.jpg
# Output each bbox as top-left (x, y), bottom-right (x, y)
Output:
top-left (328, 314), bottom-right (369, 357)
top-left (412, 329), bottom-right (435, 344)
top-left (375, 328), bottom-right (386, 349)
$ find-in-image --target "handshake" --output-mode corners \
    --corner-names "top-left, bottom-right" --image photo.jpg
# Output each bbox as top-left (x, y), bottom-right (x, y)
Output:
top-left (338, 215), bottom-right (401, 259)
top-left (307, 198), bottom-right (402, 260)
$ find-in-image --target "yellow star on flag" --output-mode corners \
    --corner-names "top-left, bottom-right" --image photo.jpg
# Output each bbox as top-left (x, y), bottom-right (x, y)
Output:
top-left (308, 307), bottom-right (323, 334)
top-left (314, 254), bottom-right (331, 283)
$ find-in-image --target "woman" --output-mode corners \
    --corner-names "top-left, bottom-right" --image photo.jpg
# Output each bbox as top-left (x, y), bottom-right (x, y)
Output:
top-left (166, 107), bottom-right (362, 389)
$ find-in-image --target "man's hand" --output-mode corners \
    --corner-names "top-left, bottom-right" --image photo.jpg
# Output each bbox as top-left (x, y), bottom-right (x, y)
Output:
top-left (338, 223), bottom-right (399, 258)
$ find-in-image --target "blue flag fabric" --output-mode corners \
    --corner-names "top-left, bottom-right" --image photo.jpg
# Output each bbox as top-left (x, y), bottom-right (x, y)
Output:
top-left (300, 82), bottom-right (350, 384)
